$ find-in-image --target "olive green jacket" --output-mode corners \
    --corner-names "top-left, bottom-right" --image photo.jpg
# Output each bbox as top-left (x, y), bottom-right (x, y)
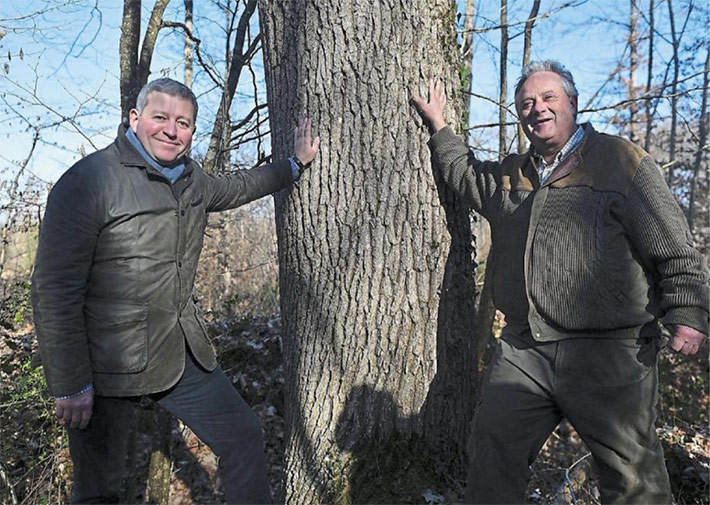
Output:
top-left (429, 123), bottom-right (709, 340)
top-left (32, 126), bottom-right (293, 397)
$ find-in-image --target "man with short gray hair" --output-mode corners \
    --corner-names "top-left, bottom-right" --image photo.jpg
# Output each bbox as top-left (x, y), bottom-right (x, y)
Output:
top-left (32, 77), bottom-right (320, 504)
top-left (413, 60), bottom-right (708, 503)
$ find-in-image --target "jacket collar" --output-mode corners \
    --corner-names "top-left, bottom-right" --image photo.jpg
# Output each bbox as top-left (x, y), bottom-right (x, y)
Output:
top-left (542, 122), bottom-right (596, 187)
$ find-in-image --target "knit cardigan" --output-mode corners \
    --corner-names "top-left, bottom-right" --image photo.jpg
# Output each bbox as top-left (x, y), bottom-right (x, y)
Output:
top-left (428, 123), bottom-right (709, 340)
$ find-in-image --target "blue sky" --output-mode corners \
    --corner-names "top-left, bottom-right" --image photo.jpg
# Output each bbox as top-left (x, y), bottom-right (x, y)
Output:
top-left (1, 0), bottom-right (706, 184)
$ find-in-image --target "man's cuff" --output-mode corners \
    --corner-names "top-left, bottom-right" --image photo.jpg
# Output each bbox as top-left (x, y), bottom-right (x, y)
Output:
top-left (56, 383), bottom-right (93, 401)
top-left (288, 157), bottom-right (304, 181)
top-left (661, 306), bottom-right (710, 336)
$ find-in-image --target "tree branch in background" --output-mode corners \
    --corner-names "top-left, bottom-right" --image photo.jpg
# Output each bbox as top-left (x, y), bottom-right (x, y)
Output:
top-left (689, 45), bottom-right (709, 229)
top-left (161, 21), bottom-right (222, 87)
top-left (517, 0), bottom-right (541, 153)
top-left (137, 0), bottom-right (172, 89)
top-left (644, 0), bottom-right (655, 152)
top-left (498, 0), bottom-right (508, 161)
top-left (204, 0), bottom-right (259, 173)
top-left (183, 0), bottom-right (193, 87)
top-left (628, 0), bottom-right (640, 143)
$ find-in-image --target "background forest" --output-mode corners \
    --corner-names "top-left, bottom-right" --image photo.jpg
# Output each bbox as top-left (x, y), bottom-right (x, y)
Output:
top-left (1, 0), bottom-right (708, 504)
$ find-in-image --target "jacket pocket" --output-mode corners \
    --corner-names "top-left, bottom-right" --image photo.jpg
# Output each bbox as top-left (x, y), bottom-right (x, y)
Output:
top-left (84, 298), bottom-right (149, 373)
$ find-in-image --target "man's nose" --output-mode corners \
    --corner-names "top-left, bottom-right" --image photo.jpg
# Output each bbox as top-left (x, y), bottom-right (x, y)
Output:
top-left (532, 100), bottom-right (547, 114)
top-left (163, 121), bottom-right (178, 137)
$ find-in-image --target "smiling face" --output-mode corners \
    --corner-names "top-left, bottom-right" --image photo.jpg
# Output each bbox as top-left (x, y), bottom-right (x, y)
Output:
top-left (516, 71), bottom-right (578, 160)
top-left (129, 91), bottom-right (196, 165)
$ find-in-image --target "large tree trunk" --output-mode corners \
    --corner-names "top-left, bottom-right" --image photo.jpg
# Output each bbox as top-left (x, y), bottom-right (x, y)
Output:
top-left (259, 1), bottom-right (477, 503)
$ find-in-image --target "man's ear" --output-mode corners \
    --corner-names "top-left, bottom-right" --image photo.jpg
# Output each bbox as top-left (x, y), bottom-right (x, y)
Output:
top-left (571, 96), bottom-right (578, 117)
top-left (128, 109), bottom-right (140, 132)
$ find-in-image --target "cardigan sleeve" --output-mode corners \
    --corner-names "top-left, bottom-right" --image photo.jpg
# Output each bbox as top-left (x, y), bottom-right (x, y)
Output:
top-left (623, 156), bottom-right (709, 334)
top-left (427, 126), bottom-right (502, 219)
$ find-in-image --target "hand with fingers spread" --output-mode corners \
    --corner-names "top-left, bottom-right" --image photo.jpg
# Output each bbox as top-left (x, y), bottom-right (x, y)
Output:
top-left (56, 388), bottom-right (94, 430)
top-left (669, 324), bottom-right (707, 356)
top-left (412, 79), bottom-right (448, 133)
top-left (293, 118), bottom-right (320, 168)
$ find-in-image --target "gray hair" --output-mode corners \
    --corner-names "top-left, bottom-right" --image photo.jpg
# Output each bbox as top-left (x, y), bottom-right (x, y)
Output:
top-left (135, 78), bottom-right (199, 121)
top-left (514, 60), bottom-right (578, 108)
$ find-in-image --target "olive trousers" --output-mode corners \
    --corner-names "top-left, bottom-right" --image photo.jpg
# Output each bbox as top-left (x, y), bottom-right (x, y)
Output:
top-left (465, 326), bottom-right (672, 504)
top-left (66, 351), bottom-right (271, 504)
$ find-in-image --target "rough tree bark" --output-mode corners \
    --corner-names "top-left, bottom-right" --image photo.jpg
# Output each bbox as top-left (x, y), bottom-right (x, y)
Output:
top-left (259, 1), bottom-right (477, 503)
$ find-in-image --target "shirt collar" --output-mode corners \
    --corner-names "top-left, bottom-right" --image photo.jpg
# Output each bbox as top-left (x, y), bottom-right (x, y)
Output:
top-left (533, 125), bottom-right (585, 167)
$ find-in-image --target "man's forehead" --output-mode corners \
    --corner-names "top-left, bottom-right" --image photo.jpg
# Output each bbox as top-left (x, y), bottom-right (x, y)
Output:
top-left (143, 91), bottom-right (194, 110)
top-left (520, 72), bottom-right (566, 93)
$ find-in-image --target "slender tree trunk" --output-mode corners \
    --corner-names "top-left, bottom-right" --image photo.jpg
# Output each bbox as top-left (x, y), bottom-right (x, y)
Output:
top-left (498, 0), bottom-right (508, 158)
top-left (184, 0), bottom-right (194, 87)
top-left (461, 0), bottom-right (476, 126)
top-left (689, 46), bottom-right (709, 229)
top-left (204, 0), bottom-right (259, 173)
top-left (628, 0), bottom-right (639, 144)
top-left (137, 0), bottom-right (172, 88)
top-left (259, 1), bottom-right (477, 503)
top-left (644, 0), bottom-right (655, 152)
top-left (120, 0), bottom-right (141, 121)
top-left (517, 0), bottom-right (540, 153)
top-left (667, 0), bottom-right (680, 185)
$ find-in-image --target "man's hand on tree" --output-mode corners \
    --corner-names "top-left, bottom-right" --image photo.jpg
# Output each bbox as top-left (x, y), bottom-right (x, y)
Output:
top-left (669, 324), bottom-right (706, 355)
top-left (56, 388), bottom-right (94, 430)
top-left (412, 79), bottom-right (447, 133)
top-left (293, 118), bottom-right (320, 167)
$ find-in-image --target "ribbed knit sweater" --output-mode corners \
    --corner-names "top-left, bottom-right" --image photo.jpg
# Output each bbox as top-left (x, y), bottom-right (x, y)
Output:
top-left (428, 123), bottom-right (709, 339)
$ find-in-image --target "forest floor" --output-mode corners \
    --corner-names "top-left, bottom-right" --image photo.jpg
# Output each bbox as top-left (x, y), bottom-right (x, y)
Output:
top-left (1, 315), bottom-right (708, 504)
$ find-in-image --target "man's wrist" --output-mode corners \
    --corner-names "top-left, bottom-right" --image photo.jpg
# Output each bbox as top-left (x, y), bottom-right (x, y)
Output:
top-left (431, 119), bottom-right (447, 133)
top-left (56, 383), bottom-right (93, 401)
top-left (288, 156), bottom-right (308, 181)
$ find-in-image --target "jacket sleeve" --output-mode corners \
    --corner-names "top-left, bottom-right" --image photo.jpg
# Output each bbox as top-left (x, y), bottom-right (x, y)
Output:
top-left (31, 168), bottom-right (101, 396)
top-left (427, 126), bottom-right (501, 219)
top-left (624, 156), bottom-right (710, 334)
top-left (204, 159), bottom-right (293, 212)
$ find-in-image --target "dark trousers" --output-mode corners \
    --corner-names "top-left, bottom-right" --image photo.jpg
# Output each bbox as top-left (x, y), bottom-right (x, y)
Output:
top-left (466, 326), bottom-right (672, 504)
top-left (67, 352), bottom-right (271, 504)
